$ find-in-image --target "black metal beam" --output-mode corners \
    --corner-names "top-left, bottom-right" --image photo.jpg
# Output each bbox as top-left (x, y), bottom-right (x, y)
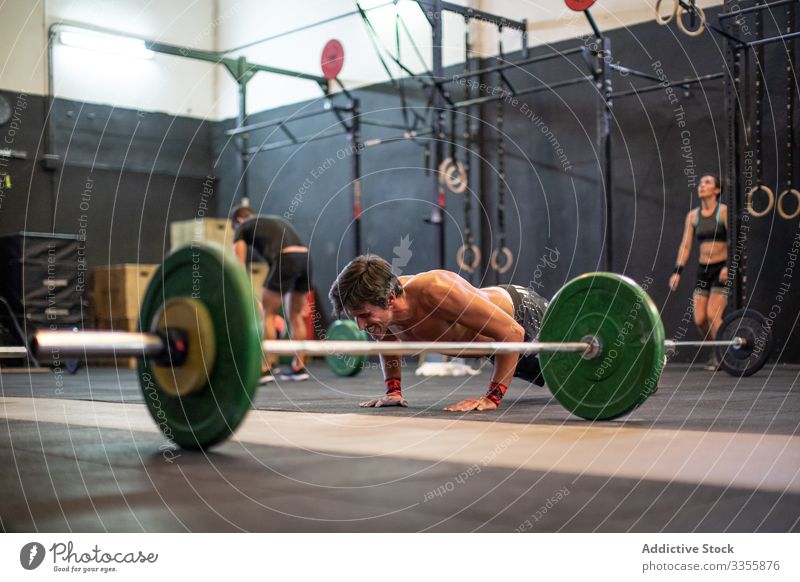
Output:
top-left (360, 119), bottom-right (420, 131)
top-left (447, 46), bottom-right (583, 85)
top-left (431, 0), bottom-right (447, 269)
top-left (351, 99), bottom-right (363, 256)
top-left (235, 57), bottom-right (251, 204)
top-left (718, 0), bottom-right (797, 20)
top-left (225, 106), bottom-right (346, 137)
top-left (222, 1), bottom-right (396, 54)
top-left (143, 40), bottom-right (219, 64)
top-left (584, 8), bottom-right (603, 39)
top-left (725, 42), bottom-right (744, 309)
top-left (521, 18), bottom-right (529, 58)
top-left (746, 29), bottom-right (800, 47)
top-left (610, 64), bottom-right (669, 84)
top-left (595, 37), bottom-right (613, 272)
top-left (453, 75), bottom-right (592, 108)
top-left (415, 0), bottom-right (526, 31)
top-left (234, 59), bottom-right (329, 84)
top-left (144, 40), bottom-right (329, 84)
top-left (362, 128), bottom-right (434, 148)
top-left (246, 130), bottom-right (347, 155)
top-left (705, 20), bottom-right (751, 47)
top-left (335, 77), bottom-right (354, 101)
top-left (53, 24), bottom-right (331, 86)
top-left (611, 72), bottom-right (725, 98)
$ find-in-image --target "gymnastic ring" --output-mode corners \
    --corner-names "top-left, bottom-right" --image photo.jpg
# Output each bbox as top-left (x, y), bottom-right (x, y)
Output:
top-left (745, 184), bottom-right (775, 217)
top-left (438, 157), bottom-right (468, 194)
top-left (777, 188), bottom-right (800, 220)
top-left (446, 163), bottom-right (468, 194)
top-left (676, 4), bottom-right (706, 37)
top-left (490, 246), bottom-right (514, 274)
top-left (437, 158), bottom-right (451, 176)
top-left (456, 243), bottom-right (481, 274)
top-left (654, 0), bottom-right (678, 25)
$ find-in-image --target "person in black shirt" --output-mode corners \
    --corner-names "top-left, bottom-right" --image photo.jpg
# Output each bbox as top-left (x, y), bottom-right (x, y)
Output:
top-left (231, 206), bottom-right (312, 382)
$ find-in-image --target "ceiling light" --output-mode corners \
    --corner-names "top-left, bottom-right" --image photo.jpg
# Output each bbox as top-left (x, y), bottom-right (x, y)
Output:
top-left (59, 31), bottom-right (154, 59)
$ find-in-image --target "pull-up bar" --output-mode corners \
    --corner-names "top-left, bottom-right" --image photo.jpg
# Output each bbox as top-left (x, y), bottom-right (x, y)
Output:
top-left (453, 76), bottom-right (594, 109)
top-left (611, 72), bottom-right (725, 99)
top-left (415, 0), bottom-right (527, 32)
top-left (225, 106), bottom-right (353, 137)
top-left (718, 0), bottom-right (797, 20)
top-left (446, 46), bottom-right (585, 86)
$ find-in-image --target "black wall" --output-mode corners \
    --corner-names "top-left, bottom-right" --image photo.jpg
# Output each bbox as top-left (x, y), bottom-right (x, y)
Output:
top-left (0, 93), bottom-right (215, 267)
top-left (213, 5), bottom-right (799, 362)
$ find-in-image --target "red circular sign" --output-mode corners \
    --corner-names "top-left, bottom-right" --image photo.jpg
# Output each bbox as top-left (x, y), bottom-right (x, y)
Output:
top-left (321, 39), bottom-right (344, 80)
top-left (565, 0), bottom-right (596, 11)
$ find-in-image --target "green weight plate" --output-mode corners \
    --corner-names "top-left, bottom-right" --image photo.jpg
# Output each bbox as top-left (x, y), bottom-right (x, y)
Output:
top-left (138, 242), bottom-right (263, 449)
top-left (326, 319), bottom-right (367, 376)
top-left (539, 272), bottom-right (665, 420)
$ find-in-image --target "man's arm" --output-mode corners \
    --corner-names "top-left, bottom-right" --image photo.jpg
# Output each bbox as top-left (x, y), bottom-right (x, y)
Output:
top-left (381, 353), bottom-right (402, 383)
top-left (360, 333), bottom-right (407, 408)
top-left (422, 272), bottom-right (525, 411)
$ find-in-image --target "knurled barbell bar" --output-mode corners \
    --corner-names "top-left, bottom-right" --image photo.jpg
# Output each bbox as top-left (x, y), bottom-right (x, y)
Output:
top-left (0, 243), bottom-right (774, 449)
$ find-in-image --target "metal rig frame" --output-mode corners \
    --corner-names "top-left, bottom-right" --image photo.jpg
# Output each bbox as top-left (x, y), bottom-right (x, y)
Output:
top-left (43, 2), bottom-right (798, 283)
top-left (716, 0), bottom-right (799, 309)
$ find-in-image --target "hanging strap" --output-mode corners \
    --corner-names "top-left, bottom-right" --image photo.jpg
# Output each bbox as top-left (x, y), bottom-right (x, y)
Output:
top-left (746, 8), bottom-right (775, 218)
top-left (778, 1), bottom-right (799, 220)
top-left (455, 18), bottom-right (480, 275)
top-left (490, 60), bottom-right (513, 276)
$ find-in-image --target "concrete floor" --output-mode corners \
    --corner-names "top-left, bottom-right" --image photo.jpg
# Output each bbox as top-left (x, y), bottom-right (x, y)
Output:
top-left (1, 361), bottom-right (799, 532)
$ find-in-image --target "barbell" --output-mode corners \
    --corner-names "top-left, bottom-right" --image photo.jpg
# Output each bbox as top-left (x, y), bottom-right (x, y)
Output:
top-left (2, 242), bottom-right (774, 450)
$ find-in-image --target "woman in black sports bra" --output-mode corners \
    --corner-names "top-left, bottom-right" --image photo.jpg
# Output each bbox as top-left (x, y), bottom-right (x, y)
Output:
top-left (668, 174), bottom-right (729, 370)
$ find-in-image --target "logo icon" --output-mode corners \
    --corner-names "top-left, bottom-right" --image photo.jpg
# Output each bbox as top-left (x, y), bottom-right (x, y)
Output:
top-left (20, 542), bottom-right (46, 570)
top-left (391, 235), bottom-right (413, 275)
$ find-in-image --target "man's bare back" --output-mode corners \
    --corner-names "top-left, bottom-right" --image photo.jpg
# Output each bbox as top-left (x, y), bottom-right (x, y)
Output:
top-left (387, 271), bottom-right (517, 346)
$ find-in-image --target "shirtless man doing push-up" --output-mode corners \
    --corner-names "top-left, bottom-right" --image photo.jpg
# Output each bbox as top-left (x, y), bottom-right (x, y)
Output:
top-left (328, 255), bottom-right (549, 412)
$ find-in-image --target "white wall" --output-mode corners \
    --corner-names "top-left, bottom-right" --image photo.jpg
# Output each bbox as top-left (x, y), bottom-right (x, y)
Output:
top-left (0, 0), bottom-right (219, 119)
top-left (0, 0), bottom-right (48, 96)
top-left (474, 0), bottom-right (723, 56)
top-left (214, 0), bottom-right (723, 119)
top-left (213, 0), bottom-right (475, 120)
top-left (47, 0), bottom-right (219, 119)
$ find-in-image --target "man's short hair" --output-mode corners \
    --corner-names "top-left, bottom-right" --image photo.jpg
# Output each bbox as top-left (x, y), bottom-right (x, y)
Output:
top-left (328, 255), bottom-right (403, 319)
top-left (230, 206), bottom-right (255, 224)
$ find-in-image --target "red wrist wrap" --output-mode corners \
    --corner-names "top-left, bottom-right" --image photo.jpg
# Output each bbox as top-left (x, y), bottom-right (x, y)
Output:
top-left (484, 382), bottom-right (508, 406)
top-left (385, 378), bottom-right (402, 395)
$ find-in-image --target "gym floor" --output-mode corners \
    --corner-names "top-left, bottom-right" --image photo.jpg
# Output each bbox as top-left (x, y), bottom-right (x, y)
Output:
top-left (2, 360), bottom-right (798, 532)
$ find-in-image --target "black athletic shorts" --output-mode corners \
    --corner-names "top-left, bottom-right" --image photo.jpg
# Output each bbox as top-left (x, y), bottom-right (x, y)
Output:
top-left (495, 284), bottom-right (549, 386)
top-left (264, 251), bottom-right (312, 294)
top-left (694, 261), bottom-right (728, 296)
